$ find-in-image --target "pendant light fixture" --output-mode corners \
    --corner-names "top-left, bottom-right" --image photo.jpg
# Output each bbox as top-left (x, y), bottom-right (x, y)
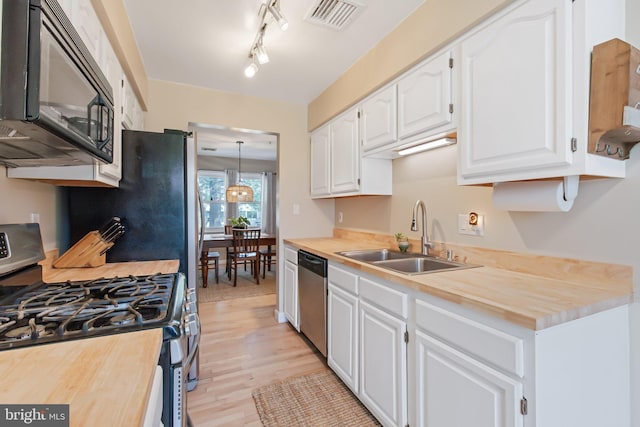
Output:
top-left (226, 141), bottom-right (254, 202)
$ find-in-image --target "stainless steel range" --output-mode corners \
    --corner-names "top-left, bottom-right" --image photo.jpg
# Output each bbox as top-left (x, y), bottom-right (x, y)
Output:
top-left (0, 223), bottom-right (200, 427)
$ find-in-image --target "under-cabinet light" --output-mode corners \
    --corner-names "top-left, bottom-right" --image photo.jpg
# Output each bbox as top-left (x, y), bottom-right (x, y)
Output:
top-left (397, 137), bottom-right (456, 156)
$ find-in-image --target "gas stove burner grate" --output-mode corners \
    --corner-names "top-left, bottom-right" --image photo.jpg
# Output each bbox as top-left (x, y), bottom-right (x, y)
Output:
top-left (0, 272), bottom-right (183, 350)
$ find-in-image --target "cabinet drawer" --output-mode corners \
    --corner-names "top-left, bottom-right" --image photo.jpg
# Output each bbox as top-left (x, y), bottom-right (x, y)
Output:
top-left (360, 277), bottom-right (407, 319)
top-left (285, 247), bottom-right (297, 264)
top-left (328, 264), bottom-right (359, 295)
top-left (415, 299), bottom-right (524, 377)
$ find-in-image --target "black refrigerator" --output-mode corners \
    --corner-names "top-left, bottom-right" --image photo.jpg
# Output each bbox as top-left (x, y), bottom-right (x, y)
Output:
top-left (64, 129), bottom-right (200, 388)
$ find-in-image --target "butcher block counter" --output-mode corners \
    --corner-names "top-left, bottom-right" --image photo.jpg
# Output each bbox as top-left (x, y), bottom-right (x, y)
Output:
top-left (285, 232), bottom-right (633, 330)
top-left (0, 259), bottom-right (179, 427)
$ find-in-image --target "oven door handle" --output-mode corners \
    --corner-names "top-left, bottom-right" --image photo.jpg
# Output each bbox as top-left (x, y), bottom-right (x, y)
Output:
top-left (185, 314), bottom-right (201, 370)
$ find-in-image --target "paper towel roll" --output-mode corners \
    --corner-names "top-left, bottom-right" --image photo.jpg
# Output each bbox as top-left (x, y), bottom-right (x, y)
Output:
top-left (492, 180), bottom-right (575, 212)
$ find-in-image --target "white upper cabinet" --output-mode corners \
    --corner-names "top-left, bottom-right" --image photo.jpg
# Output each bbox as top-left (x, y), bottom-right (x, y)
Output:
top-left (361, 85), bottom-right (398, 153)
top-left (98, 39), bottom-right (122, 182)
top-left (330, 108), bottom-right (361, 194)
top-left (71, 0), bottom-right (102, 61)
top-left (121, 75), bottom-right (145, 131)
top-left (398, 50), bottom-right (455, 142)
top-left (458, 0), bottom-right (572, 184)
top-left (310, 107), bottom-right (392, 199)
top-left (7, 0), bottom-right (123, 187)
top-left (457, 0), bottom-right (626, 185)
top-left (362, 49), bottom-right (458, 159)
top-left (310, 125), bottom-right (331, 197)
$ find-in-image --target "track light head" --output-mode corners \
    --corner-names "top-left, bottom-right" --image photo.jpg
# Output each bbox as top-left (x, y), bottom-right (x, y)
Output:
top-left (268, 3), bottom-right (288, 31)
top-left (244, 57), bottom-right (258, 78)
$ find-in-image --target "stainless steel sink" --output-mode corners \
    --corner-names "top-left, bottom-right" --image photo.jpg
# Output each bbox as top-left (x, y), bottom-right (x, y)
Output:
top-left (374, 257), bottom-right (474, 274)
top-left (336, 249), bottom-right (413, 262)
top-left (336, 249), bottom-right (479, 275)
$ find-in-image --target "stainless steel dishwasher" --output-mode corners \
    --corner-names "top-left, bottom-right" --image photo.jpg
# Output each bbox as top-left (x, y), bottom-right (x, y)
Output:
top-left (297, 250), bottom-right (328, 357)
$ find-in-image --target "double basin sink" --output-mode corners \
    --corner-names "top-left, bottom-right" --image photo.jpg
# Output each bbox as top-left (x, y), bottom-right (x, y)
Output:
top-left (336, 248), bottom-right (479, 275)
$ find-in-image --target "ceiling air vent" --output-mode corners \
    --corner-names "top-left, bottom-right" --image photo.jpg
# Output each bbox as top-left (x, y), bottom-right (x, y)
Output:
top-left (305, 0), bottom-right (364, 30)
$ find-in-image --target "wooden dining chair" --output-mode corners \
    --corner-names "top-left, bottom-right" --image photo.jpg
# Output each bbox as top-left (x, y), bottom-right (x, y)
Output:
top-left (259, 246), bottom-right (276, 279)
top-left (200, 249), bottom-right (219, 287)
top-left (224, 224), bottom-right (234, 275)
top-left (228, 228), bottom-right (261, 286)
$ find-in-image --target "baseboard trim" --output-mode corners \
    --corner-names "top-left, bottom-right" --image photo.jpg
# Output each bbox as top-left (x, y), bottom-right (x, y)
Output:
top-left (274, 309), bottom-right (288, 323)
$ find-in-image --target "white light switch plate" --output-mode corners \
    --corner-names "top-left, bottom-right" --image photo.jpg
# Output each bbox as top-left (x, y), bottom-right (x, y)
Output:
top-left (458, 214), bottom-right (484, 236)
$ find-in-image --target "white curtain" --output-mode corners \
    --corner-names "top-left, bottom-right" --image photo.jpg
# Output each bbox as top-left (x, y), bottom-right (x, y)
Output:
top-left (225, 169), bottom-right (238, 219)
top-left (261, 172), bottom-right (277, 235)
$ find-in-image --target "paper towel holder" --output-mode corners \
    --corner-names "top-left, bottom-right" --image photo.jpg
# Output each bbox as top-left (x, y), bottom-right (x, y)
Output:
top-left (562, 175), bottom-right (579, 202)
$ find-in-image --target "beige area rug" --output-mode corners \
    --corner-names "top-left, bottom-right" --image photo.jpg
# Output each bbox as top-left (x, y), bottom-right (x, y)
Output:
top-left (252, 371), bottom-right (381, 427)
top-left (196, 267), bottom-right (276, 303)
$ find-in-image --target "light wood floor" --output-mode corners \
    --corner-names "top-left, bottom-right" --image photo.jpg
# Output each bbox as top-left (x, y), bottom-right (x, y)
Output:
top-left (187, 293), bottom-right (329, 426)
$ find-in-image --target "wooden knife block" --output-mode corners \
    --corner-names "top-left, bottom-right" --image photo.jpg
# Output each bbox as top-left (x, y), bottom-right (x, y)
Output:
top-left (53, 231), bottom-right (114, 268)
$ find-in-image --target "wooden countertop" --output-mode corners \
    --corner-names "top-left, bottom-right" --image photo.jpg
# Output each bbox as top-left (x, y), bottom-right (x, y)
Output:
top-left (42, 259), bottom-right (180, 282)
top-left (285, 237), bottom-right (633, 330)
top-left (0, 260), bottom-right (180, 427)
top-left (0, 329), bottom-right (163, 427)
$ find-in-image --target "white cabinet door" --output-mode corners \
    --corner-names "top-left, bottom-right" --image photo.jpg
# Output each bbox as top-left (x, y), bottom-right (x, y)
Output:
top-left (98, 40), bottom-right (122, 182)
top-left (328, 284), bottom-right (359, 394)
top-left (283, 260), bottom-right (298, 330)
top-left (398, 50), bottom-right (453, 140)
top-left (361, 85), bottom-right (397, 152)
top-left (415, 330), bottom-right (523, 427)
top-left (330, 108), bottom-right (360, 194)
top-left (71, 0), bottom-right (102, 62)
top-left (121, 74), bottom-right (137, 130)
top-left (458, 0), bottom-right (572, 184)
top-left (360, 300), bottom-right (407, 427)
top-left (310, 126), bottom-right (331, 197)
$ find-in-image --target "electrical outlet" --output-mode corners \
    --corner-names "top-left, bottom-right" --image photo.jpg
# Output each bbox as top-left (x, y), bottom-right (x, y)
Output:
top-left (458, 213), bottom-right (484, 236)
top-left (338, 212), bottom-right (343, 223)
top-left (30, 213), bottom-right (40, 223)
top-left (293, 204), bottom-right (300, 215)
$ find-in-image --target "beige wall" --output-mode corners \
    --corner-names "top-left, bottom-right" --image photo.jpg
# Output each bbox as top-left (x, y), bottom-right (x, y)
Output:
top-left (307, 0), bottom-right (514, 130)
top-left (144, 79), bottom-right (335, 242)
top-left (0, 167), bottom-right (59, 250)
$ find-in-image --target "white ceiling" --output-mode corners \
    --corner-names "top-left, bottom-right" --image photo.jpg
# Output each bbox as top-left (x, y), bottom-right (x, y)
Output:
top-left (191, 124), bottom-right (278, 161)
top-left (123, 0), bottom-right (425, 159)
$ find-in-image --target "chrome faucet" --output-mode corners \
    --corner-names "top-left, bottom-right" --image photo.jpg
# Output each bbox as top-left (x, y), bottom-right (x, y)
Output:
top-left (411, 200), bottom-right (434, 255)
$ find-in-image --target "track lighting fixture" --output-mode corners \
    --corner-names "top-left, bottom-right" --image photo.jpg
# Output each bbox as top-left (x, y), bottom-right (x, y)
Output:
top-left (242, 0), bottom-right (287, 78)
top-left (244, 55), bottom-right (258, 78)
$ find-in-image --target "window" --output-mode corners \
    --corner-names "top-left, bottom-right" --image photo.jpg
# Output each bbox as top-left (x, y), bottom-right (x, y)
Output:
top-left (198, 171), bottom-right (263, 232)
top-left (198, 171), bottom-right (226, 232)
top-left (236, 174), bottom-right (262, 228)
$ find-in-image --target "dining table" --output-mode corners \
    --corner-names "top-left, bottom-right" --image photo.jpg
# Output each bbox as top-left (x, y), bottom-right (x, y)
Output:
top-left (200, 233), bottom-right (277, 287)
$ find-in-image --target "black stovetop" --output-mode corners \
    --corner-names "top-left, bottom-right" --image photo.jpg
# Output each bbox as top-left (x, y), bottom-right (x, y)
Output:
top-left (0, 272), bottom-right (184, 351)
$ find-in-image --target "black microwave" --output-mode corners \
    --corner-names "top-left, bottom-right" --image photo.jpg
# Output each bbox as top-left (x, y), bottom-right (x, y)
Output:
top-left (0, 0), bottom-right (114, 168)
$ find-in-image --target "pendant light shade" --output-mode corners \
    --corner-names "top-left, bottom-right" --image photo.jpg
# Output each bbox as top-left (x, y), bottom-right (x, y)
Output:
top-left (225, 184), bottom-right (254, 202)
top-left (226, 141), bottom-right (254, 202)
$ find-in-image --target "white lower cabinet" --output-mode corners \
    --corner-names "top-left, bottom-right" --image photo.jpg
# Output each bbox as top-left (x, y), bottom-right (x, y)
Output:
top-left (324, 261), bottom-right (630, 427)
top-left (327, 284), bottom-right (358, 393)
top-left (327, 264), bottom-right (408, 427)
top-left (360, 299), bottom-right (407, 427)
top-left (283, 247), bottom-right (298, 330)
top-left (415, 330), bottom-right (523, 427)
